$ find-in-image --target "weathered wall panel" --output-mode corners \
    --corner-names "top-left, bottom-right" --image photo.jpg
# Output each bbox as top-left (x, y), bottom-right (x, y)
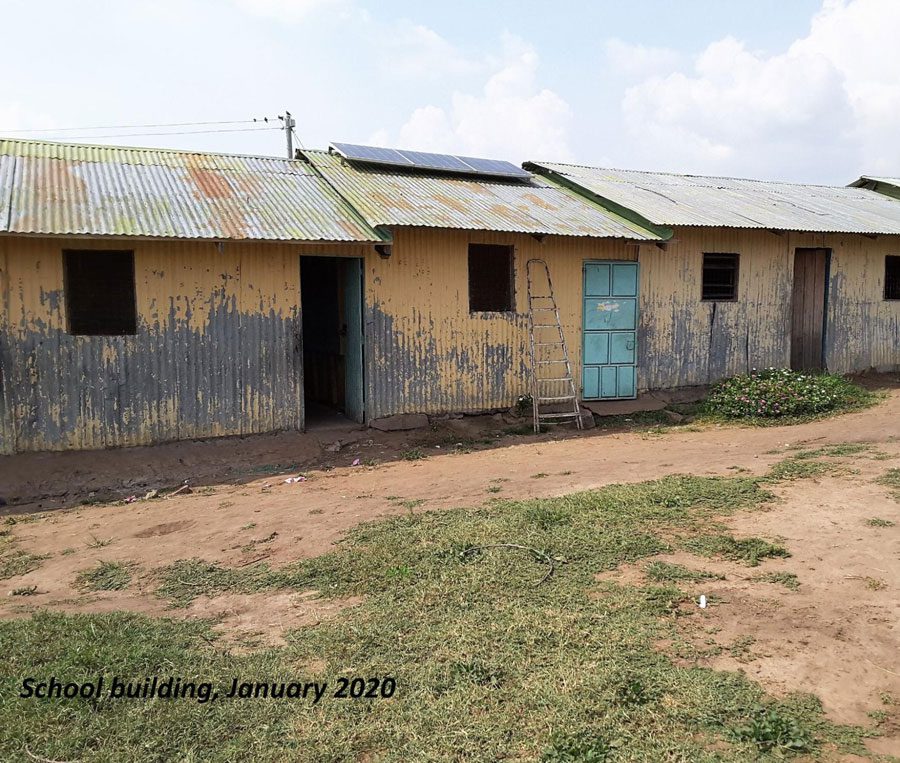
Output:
top-left (819, 233), bottom-right (900, 374)
top-left (364, 227), bottom-right (634, 417)
top-left (637, 228), bottom-right (793, 389)
top-left (0, 237), bottom-right (371, 454)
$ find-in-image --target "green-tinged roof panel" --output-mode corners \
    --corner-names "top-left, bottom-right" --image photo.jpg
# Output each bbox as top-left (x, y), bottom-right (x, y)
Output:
top-left (0, 138), bottom-right (381, 242)
top-left (529, 163), bottom-right (900, 235)
top-left (301, 149), bottom-right (662, 240)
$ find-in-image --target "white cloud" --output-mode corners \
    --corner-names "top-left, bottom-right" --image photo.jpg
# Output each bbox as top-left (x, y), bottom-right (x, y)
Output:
top-left (604, 39), bottom-right (682, 79)
top-left (615, 0), bottom-right (900, 181)
top-left (380, 21), bottom-right (481, 79)
top-left (373, 34), bottom-right (573, 162)
top-left (232, 0), bottom-right (339, 22)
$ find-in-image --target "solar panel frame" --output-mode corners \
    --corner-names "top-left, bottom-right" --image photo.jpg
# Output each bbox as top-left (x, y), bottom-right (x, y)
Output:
top-left (331, 143), bottom-right (413, 166)
top-left (329, 142), bottom-right (532, 180)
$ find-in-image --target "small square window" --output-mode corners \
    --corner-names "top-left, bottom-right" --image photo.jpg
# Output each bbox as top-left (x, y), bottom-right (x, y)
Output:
top-left (468, 244), bottom-right (514, 312)
top-left (702, 253), bottom-right (739, 301)
top-left (64, 250), bottom-right (137, 335)
top-left (885, 255), bottom-right (900, 300)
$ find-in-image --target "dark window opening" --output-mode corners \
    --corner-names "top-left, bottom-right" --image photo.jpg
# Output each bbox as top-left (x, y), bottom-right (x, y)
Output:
top-left (885, 255), bottom-right (900, 300)
top-left (701, 253), bottom-right (739, 301)
top-left (468, 244), bottom-right (514, 312)
top-left (64, 250), bottom-right (137, 335)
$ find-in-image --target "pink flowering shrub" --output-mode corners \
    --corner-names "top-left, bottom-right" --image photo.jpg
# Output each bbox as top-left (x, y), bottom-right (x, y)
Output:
top-left (706, 368), bottom-right (870, 419)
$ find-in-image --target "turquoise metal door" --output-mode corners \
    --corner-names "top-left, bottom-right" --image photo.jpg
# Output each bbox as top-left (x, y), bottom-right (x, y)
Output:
top-left (582, 262), bottom-right (638, 400)
top-left (343, 258), bottom-right (365, 423)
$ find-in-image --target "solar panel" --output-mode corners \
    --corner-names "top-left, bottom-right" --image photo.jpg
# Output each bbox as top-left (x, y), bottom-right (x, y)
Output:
top-left (398, 150), bottom-right (472, 173)
top-left (458, 155), bottom-right (533, 179)
top-left (331, 143), bottom-right (412, 166)
top-left (329, 142), bottom-right (532, 180)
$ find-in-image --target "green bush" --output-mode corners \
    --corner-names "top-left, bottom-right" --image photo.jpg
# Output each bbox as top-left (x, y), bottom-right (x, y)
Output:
top-left (706, 369), bottom-right (869, 419)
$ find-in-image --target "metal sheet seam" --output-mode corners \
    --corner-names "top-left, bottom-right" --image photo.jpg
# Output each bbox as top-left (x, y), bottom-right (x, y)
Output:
top-left (532, 165), bottom-right (673, 241)
top-left (1, 154), bottom-right (14, 232)
top-left (299, 153), bottom-right (392, 243)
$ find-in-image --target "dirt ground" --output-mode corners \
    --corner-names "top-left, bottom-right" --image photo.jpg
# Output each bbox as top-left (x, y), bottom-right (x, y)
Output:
top-left (2, 382), bottom-right (899, 754)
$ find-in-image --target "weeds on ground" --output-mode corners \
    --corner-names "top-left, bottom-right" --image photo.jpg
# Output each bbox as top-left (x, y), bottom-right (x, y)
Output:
top-left (645, 561), bottom-right (724, 583)
top-left (753, 571), bottom-right (800, 590)
top-left (876, 468), bottom-right (900, 500)
top-left (401, 448), bottom-right (428, 461)
top-left (0, 532), bottom-right (47, 580)
top-left (682, 535), bottom-right (790, 567)
top-left (865, 517), bottom-right (895, 528)
top-left (705, 369), bottom-right (874, 423)
top-left (74, 560), bottom-right (134, 591)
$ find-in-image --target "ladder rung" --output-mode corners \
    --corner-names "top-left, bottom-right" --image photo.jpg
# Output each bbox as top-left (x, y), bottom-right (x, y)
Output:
top-left (538, 395), bottom-right (576, 402)
top-left (534, 341), bottom-right (565, 346)
top-left (530, 307), bottom-right (557, 311)
top-left (536, 377), bottom-right (572, 382)
top-left (532, 324), bottom-right (560, 328)
top-left (537, 359), bottom-right (568, 364)
top-left (539, 412), bottom-right (581, 419)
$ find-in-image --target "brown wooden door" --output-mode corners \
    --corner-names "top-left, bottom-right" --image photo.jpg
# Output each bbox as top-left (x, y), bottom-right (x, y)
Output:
top-left (790, 248), bottom-right (828, 371)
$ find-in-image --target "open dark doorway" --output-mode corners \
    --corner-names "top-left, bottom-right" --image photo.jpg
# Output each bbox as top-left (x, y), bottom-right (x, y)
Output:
top-left (300, 256), bottom-right (365, 427)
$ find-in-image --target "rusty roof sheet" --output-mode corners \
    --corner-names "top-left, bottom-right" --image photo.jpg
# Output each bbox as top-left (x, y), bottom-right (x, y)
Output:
top-left (0, 138), bottom-right (381, 242)
top-left (301, 149), bottom-right (662, 240)
top-left (528, 163), bottom-right (900, 234)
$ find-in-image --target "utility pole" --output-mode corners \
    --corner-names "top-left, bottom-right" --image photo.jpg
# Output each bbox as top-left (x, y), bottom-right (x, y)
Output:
top-left (282, 111), bottom-right (296, 158)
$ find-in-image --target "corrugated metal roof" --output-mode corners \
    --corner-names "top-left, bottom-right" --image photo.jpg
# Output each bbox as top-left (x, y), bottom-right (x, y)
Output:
top-left (0, 138), bottom-right (381, 242)
top-left (528, 163), bottom-right (900, 234)
top-left (853, 175), bottom-right (900, 186)
top-left (301, 149), bottom-right (662, 240)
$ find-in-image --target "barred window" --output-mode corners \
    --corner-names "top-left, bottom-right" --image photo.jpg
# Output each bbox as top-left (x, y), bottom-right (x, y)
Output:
top-left (702, 253), bottom-right (739, 301)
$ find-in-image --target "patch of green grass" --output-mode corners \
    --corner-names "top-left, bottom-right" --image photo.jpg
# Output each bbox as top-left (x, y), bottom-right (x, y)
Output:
top-left (730, 703), bottom-right (814, 753)
top-left (682, 535), bottom-right (790, 567)
top-left (645, 560), bottom-right (724, 583)
top-left (0, 472), bottom-right (868, 761)
top-left (792, 443), bottom-right (870, 459)
top-left (399, 499), bottom-right (425, 510)
top-left (85, 535), bottom-right (112, 549)
top-left (765, 457), bottom-right (831, 482)
top-left (486, 486), bottom-right (502, 494)
top-left (754, 571), bottom-right (800, 591)
top-left (865, 517), bottom-right (895, 528)
top-left (74, 560), bottom-right (135, 591)
top-left (876, 468), bottom-right (900, 500)
top-left (401, 448), bottom-right (428, 461)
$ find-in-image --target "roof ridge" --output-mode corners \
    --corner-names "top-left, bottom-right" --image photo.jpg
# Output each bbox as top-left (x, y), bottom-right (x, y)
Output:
top-left (0, 135), bottom-right (300, 165)
top-left (528, 161), bottom-right (850, 190)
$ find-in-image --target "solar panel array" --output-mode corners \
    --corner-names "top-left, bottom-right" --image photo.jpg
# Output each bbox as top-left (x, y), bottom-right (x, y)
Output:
top-left (330, 142), bottom-right (532, 180)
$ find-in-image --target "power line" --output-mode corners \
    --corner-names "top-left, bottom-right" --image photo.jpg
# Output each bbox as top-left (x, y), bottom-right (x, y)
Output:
top-left (27, 126), bottom-right (284, 141)
top-left (0, 118), bottom-right (277, 134)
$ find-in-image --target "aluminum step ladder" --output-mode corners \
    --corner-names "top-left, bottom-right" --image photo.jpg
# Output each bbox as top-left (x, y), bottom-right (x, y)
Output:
top-left (526, 259), bottom-right (583, 433)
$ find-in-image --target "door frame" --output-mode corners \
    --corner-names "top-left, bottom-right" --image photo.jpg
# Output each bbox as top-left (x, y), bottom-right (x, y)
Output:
top-left (342, 257), bottom-right (366, 423)
top-left (581, 259), bottom-right (640, 400)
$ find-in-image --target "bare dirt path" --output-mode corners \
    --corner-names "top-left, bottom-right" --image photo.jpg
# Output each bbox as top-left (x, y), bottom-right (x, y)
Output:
top-left (3, 389), bottom-right (899, 608)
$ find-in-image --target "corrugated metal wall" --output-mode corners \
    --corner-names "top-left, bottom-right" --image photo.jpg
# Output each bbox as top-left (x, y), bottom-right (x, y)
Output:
top-left (637, 228), bottom-right (900, 388)
top-left (364, 227), bottom-right (634, 418)
top-left (820, 232), bottom-right (900, 373)
top-left (0, 236), bottom-right (365, 454)
top-left (637, 228), bottom-right (793, 389)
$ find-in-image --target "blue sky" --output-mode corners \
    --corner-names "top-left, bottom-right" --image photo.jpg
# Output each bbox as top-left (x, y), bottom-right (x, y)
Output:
top-left (1, 0), bottom-right (896, 183)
